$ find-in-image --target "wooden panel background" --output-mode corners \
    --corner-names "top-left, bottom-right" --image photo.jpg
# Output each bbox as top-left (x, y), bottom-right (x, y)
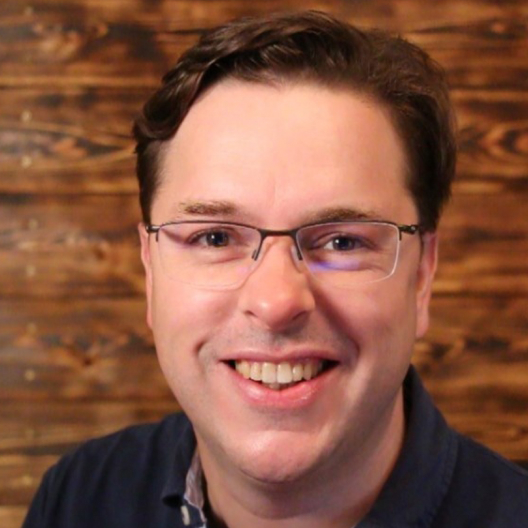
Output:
top-left (1, 0), bottom-right (527, 525)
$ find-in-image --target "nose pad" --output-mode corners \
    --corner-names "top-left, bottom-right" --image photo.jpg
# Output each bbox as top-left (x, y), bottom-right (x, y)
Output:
top-left (238, 238), bottom-right (316, 330)
top-left (243, 237), bottom-right (307, 289)
top-left (290, 244), bottom-right (304, 270)
top-left (251, 237), bottom-right (302, 268)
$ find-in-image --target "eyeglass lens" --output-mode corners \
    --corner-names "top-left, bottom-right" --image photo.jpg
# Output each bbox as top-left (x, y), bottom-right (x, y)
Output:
top-left (155, 222), bottom-right (402, 289)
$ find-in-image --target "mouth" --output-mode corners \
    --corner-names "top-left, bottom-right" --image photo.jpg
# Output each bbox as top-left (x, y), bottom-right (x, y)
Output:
top-left (228, 359), bottom-right (336, 391)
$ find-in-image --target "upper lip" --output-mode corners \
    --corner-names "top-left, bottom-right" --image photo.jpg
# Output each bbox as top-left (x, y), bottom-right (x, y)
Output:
top-left (221, 348), bottom-right (341, 364)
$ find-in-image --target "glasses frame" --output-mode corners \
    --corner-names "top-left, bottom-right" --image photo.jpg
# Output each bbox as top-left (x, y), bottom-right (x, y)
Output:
top-left (145, 220), bottom-right (423, 288)
top-left (146, 219), bottom-right (422, 258)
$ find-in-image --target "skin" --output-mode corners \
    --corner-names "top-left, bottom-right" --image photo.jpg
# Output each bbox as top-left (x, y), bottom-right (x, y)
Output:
top-left (139, 80), bottom-right (438, 528)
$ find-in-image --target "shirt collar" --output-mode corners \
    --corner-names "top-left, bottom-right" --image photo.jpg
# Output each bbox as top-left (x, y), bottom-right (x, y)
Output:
top-left (184, 450), bottom-right (206, 511)
top-left (161, 417), bottom-right (196, 506)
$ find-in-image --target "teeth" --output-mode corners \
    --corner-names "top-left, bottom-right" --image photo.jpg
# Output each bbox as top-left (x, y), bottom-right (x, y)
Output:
top-left (261, 362), bottom-right (277, 384)
top-left (292, 364), bottom-right (304, 382)
top-left (303, 362), bottom-right (314, 381)
top-left (234, 359), bottom-right (325, 388)
top-left (250, 362), bottom-right (262, 381)
top-left (237, 360), bottom-right (250, 379)
top-left (277, 362), bottom-right (292, 383)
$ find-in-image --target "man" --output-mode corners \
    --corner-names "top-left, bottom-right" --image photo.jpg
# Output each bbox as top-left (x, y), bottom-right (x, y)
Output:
top-left (23, 10), bottom-right (528, 528)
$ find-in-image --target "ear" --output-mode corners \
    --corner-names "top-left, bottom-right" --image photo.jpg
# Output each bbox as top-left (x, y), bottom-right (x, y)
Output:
top-left (415, 232), bottom-right (438, 339)
top-left (138, 223), bottom-right (153, 329)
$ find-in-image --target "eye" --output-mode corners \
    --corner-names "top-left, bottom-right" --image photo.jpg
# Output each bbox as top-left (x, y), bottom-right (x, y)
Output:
top-left (204, 230), bottom-right (229, 247)
top-left (322, 235), bottom-right (364, 251)
top-left (189, 229), bottom-right (232, 248)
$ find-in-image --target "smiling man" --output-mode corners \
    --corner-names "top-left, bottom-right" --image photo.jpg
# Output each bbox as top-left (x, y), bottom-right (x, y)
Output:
top-left (23, 10), bottom-right (528, 528)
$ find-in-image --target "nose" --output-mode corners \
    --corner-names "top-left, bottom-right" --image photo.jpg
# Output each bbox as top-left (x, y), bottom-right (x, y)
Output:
top-left (237, 239), bottom-right (316, 332)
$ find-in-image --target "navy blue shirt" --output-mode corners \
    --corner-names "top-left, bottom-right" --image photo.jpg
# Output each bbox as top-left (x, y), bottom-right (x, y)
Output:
top-left (22, 367), bottom-right (528, 527)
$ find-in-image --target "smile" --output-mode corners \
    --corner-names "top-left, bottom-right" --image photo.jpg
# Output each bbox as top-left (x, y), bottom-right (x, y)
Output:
top-left (232, 359), bottom-right (331, 390)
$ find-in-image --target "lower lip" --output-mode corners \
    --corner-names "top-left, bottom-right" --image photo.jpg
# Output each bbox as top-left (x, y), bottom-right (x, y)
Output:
top-left (223, 363), bottom-right (336, 410)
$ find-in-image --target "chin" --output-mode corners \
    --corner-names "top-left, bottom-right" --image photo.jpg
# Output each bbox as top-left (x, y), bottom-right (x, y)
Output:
top-left (241, 457), bottom-right (314, 486)
top-left (229, 431), bottom-right (328, 486)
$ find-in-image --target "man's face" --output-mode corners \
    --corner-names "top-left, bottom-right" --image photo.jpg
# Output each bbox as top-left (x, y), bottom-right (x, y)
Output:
top-left (140, 81), bottom-right (437, 485)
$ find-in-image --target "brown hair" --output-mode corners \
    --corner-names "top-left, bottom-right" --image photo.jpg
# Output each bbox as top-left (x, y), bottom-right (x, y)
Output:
top-left (133, 10), bottom-right (457, 230)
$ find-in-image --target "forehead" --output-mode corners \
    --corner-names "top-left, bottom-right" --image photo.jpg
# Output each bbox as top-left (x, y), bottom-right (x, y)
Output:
top-left (154, 80), bottom-right (415, 226)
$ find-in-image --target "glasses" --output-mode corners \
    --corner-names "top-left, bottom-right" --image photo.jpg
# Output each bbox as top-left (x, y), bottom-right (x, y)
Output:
top-left (145, 220), bottom-right (422, 290)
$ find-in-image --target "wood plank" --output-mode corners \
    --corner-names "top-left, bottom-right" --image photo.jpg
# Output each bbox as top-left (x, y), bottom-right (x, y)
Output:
top-left (0, 87), bottom-right (139, 194)
top-left (2, 0), bottom-right (528, 25)
top-left (1, 88), bottom-right (527, 194)
top-left (0, 194), bottom-right (145, 298)
top-left (434, 190), bottom-right (528, 295)
top-left (0, 298), bottom-right (171, 401)
top-left (0, 455), bottom-right (58, 506)
top-left (0, 401), bottom-right (178, 456)
top-left (0, 129), bottom-right (136, 195)
top-left (453, 90), bottom-right (528, 186)
top-left (417, 296), bottom-right (528, 388)
top-left (0, 87), bottom-right (146, 136)
top-left (0, 1), bottom-right (526, 88)
top-left (1, 191), bottom-right (526, 298)
top-left (1, 0), bottom-right (526, 37)
top-left (0, 507), bottom-right (26, 528)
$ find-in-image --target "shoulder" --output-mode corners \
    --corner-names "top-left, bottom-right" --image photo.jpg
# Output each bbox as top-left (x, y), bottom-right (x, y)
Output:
top-left (50, 412), bottom-right (193, 482)
top-left (23, 413), bottom-right (194, 528)
top-left (435, 431), bottom-right (528, 527)
top-left (456, 432), bottom-right (528, 483)
top-left (52, 411), bottom-right (194, 491)
top-left (61, 411), bottom-right (191, 463)
top-left (454, 432), bottom-right (528, 496)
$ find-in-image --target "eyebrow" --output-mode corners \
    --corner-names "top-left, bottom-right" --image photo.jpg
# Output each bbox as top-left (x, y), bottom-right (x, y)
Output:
top-left (171, 200), bottom-right (242, 218)
top-left (171, 201), bottom-right (382, 224)
top-left (302, 206), bottom-right (383, 224)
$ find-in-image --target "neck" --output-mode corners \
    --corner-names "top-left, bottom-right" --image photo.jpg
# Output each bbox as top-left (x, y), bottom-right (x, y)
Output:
top-left (197, 390), bottom-right (405, 528)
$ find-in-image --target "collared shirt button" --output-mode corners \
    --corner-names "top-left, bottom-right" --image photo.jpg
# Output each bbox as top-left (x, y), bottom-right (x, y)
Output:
top-left (181, 504), bottom-right (191, 526)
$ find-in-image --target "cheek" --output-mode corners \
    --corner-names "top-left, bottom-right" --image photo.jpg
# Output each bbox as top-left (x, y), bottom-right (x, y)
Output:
top-left (377, 279), bottom-right (419, 359)
top-left (149, 277), bottom-right (235, 376)
top-left (339, 279), bottom-right (418, 357)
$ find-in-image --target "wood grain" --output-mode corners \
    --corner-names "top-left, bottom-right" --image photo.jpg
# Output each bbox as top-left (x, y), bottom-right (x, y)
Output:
top-left (453, 90), bottom-right (528, 186)
top-left (0, 1), bottom-right (527, 88)
top-left (0, 508), bottom-right (26, 528)
top-left (1, 1), bottom-right (527, 526)
top-left (0, 298), bottom-right (168, 401)
top-left (0, 194), bottom-right (144, 298)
